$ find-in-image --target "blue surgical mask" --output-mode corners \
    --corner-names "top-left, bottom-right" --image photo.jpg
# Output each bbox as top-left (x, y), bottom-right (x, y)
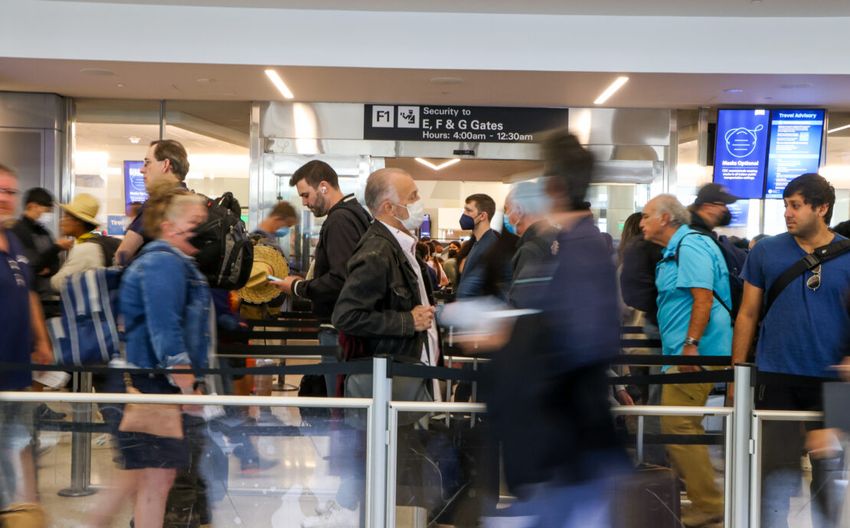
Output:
top-left (459, 213), bottom-right (476, 231)
top-left (502, 214), bottom-right (517, 235)
top-left (275, 227), bottom-right (291, 238)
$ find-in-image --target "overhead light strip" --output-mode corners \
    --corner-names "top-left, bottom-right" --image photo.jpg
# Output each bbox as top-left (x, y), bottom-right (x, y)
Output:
top-left (264, 69), bottom-right (294, 99)
top-left (415, 158), bottom-right (461, 171)
top-left (827, 124), bottom-right (850, 134)
top-left (594, 76), bottom-right (630, 105)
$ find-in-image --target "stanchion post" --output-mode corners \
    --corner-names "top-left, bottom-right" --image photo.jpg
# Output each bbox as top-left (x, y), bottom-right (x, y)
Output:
top-left (368, 357), bottom-right (390, 528)
top-left (58, 371), bottom-right (96, 497)
top-left (732, 363), bottom-right (754, 528)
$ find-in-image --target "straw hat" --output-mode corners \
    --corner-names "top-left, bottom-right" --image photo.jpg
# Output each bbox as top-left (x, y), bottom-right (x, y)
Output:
top-left (237, 244), bottom-right (289, 304)
top-left (59, 193), bottom-right (100, 226)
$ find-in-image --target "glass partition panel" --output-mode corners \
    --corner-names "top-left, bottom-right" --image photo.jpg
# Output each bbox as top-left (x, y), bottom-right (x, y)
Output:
top-left (391, 411), bottom-right (497, 528)
top-left (1, 395), bottom-right (367, 528)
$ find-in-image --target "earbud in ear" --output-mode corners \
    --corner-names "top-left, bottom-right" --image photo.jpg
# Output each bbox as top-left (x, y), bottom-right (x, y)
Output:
top-left (321, 187), bottom-right (327, 194)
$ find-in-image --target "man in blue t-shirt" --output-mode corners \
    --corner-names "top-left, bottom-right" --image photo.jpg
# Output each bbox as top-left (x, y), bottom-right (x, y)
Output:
top-left (733, 173), bottom-right (850, 527)
top-left (641, 194), bottom-right (731, 528)
top-left (0, 163), bottom-right (52, 511)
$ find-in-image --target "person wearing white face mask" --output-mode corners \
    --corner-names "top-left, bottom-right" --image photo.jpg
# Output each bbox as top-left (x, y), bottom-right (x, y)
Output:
top-left (304, 169), bottom-right (437, 528)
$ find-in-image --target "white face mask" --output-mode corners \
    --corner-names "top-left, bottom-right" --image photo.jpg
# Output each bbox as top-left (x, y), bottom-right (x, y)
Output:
top-left (395, 199), bottom-right (426, 231)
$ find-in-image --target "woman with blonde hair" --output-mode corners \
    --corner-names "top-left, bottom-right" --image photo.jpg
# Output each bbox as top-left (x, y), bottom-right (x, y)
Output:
top-left (88, 181), bottom-right (211, 528)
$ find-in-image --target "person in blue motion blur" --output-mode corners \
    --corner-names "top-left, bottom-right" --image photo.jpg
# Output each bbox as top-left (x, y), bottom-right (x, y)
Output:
top-left (487, 132), bottom-right (630, 528)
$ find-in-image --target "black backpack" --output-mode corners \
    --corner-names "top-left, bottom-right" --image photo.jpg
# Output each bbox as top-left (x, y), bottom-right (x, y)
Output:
top-left (191, 192), bottom-right (253, 290)
top-left (84, 234), bottom-right (122, 267)
top-left (674, 232), bottom-right (747, 321)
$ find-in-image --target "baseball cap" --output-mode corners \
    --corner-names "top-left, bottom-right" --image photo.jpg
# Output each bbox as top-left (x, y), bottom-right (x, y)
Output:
top-left (694, 183), bottom-right (738, 205)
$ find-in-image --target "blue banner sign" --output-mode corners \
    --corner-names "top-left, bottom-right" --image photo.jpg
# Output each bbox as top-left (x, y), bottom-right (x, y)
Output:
top-left (764, 109), bottom-right (825, 199)
top-left (713, 109), bottom-right (770, 199)
top-left (106, 215), bottom-right (126, 236)
top-left (123, 160), bottom-right (147, 207)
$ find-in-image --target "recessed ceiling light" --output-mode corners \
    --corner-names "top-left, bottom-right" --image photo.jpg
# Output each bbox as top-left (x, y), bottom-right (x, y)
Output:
top-left (723, 88), bottom-right (744, 94)
top-left (264, 69), bottom-right (294, 99)
top-left (196, 78), bottom-right (215, 84)
top-left (116, 83), bottom-right (125, 88)
top-left (79, 68), bottom-right (115, 76)
top-left (593, 76), bottom-right (629, 105)
top-left (430, 77), bottom-right (464, 85)
top-left (414, 158), bottom-right (461, 171)
top-left (128, 136), bottom-right (141, 144)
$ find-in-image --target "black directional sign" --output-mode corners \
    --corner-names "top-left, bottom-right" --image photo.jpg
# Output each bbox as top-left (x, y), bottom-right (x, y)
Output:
top-left (364, 104), bottom-right (568, 143)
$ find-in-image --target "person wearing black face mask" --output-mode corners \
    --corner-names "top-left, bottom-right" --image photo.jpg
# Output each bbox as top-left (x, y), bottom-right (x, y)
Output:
top-left (689, 183), bottom-right (737, 233)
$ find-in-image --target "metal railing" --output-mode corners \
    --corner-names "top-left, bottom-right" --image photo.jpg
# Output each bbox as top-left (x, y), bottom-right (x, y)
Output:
top-left (0, 359), bottom-right (839, 528)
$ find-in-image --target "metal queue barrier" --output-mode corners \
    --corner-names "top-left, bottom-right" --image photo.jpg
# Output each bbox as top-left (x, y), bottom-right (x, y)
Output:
top-left (0, 355), bottom-right (831, 528)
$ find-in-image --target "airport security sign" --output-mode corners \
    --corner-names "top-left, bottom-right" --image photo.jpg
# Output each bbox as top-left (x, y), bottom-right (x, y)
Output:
top-left (364, 104), bottom-right (568, 143)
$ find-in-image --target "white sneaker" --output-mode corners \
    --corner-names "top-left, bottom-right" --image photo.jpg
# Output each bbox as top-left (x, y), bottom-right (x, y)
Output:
top-left (301, 501), bottom-right (359, 528)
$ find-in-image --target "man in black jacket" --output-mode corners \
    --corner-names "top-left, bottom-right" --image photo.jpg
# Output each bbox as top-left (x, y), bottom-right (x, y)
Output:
top-left (332, 168), bottom-right (436, 363)
top-left (11, 187), bottom-right (72, 317)
top-left (271, 160), bottom-right (371, 396)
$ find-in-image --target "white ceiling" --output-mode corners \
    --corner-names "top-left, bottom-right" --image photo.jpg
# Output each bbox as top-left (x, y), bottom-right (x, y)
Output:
top-left (4, 58), bottom-right (850, 109)
top-left (47, 0), bottom-right (850, 17)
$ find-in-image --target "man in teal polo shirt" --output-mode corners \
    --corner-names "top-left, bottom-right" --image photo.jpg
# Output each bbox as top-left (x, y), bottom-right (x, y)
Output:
top-left (641, 194), bottom-right (731, 528)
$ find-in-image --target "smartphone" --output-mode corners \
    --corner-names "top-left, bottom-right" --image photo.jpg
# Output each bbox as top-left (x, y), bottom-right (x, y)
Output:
top-left (267, 274), bottom-right (283, 282)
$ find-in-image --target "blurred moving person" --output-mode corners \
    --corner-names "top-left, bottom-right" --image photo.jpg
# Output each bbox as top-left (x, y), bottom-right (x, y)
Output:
top-left (733, 174), bottom-right (850, 528)
top-left (641, 194), bottom-right (730, 528)
top-left (503, 180), bottom-right (558, 308)
top-left (0, 164), bottom-right (51, 528)
top-left (11, 187), bottom-right (71, 318)
top-left (487, 132), bottom-right (629, 528)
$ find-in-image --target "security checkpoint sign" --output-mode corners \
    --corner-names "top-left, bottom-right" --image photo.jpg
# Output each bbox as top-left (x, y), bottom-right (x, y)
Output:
top-left (364, 104), bottom-right (568, 143)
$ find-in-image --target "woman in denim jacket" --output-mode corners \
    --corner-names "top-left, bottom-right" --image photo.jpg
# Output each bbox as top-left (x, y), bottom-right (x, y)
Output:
top-left (92, 182), bottom-right (211, 528)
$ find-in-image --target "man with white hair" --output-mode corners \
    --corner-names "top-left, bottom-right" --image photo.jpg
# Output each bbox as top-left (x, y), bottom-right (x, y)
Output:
top-left (504, 180), bottom-right (558, 307)
top-left (640, 194), bottom-right (731, 528)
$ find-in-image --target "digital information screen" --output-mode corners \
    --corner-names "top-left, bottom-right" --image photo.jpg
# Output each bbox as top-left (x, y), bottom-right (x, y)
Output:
top-left (727, 200), bottom-right (750, 228)
top-left (764, 109), bottom-right (825, 199)
top-left (713, 109), bottom-right (770, 199)
top-left (123, 160), bottom-right (148, 208)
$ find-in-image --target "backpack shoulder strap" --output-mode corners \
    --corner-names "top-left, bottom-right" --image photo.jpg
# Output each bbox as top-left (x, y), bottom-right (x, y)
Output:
top-left (763, 238), bottom-right (850, 318)
top-left (673, 231), bottom-right (733, 316)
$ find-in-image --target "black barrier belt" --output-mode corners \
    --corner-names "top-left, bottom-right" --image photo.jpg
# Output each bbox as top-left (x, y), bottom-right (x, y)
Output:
top-left (619, 339), bottom-right (662, 348)
top-left (388, 362), bottom-right (484, 383)
top-left (0, 361), bottom-right (372, 377)
top-left (623, 433), bottom-right (724, 446)
top-left (238, 331), bottom-right (320, 340)
top-left (610, 355), bottom-right (732, 367)
top-left (245, 320), bottom-right (320, 328)
top-left (277, 311), bottom-right (319, 319)
top-left (621, 326), bottom-right (646, 334)
top-left (609, 369), bottom-right (733, 385)
top-left (217, 344), bottom-right (338, 356)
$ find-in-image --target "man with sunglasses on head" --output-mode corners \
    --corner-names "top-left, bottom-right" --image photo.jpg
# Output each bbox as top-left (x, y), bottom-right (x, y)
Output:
top-left (732, 173), bottom-right (850, 528)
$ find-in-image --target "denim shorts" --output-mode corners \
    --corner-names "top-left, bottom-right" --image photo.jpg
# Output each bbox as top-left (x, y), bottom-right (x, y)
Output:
top-left (117, 374), bottom-right (189, 470)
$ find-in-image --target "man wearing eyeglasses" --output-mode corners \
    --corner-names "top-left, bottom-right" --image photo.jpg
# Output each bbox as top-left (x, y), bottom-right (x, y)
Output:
top-left (732, 173), bottom-right (850, 528)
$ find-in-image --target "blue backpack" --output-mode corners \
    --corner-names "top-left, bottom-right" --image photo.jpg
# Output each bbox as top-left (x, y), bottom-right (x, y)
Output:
top-left (46, 267), bottom-right (123, 365)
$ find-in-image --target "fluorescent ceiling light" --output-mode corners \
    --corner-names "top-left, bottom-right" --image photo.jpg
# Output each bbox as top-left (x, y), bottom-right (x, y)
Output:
top-left (593, 76), bottom-right (629, 105)
top-left (415, 158), bottom-right (461, 171)
top-left (827, 124), bottom-right (850, 134)
top-left (264, 69), bottom-right (294, 99)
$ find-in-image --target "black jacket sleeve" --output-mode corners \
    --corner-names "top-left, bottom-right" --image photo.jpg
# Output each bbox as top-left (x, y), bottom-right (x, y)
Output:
top-left (302, 209), bottom-right (367, 308)
top-left (332, 240), bottom-right (415, 338)
top-left (10, 220), bottom-right (61, 275)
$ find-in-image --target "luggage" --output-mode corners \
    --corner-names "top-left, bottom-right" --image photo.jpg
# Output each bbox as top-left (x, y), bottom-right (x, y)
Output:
top-left (47, 267), bottom-right (123, 365)
top-left (191, 192), bottom-right (253, 290)
top-left (611, 464), bottom-right (682, 528)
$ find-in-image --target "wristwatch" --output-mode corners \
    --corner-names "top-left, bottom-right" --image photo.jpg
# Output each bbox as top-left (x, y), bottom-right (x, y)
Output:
top-left (684, 336), bottom-right (700, 347)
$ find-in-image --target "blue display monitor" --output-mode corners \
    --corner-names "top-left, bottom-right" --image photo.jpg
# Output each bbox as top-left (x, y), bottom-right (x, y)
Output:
top-left (764, 109), bottom-right (825, 199)
top-left (713, 109), bottom-right (771, 199)
top-left (123, 160), bottom-right (148, 208)
top-left (419, 213), bottom-right (431, 239)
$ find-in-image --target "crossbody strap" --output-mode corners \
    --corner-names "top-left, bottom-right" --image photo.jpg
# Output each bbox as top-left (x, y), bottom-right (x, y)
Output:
top-left (673, 232), bottom-right (733, 316)
top-left (763, 239), bottom-right (850, 318)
